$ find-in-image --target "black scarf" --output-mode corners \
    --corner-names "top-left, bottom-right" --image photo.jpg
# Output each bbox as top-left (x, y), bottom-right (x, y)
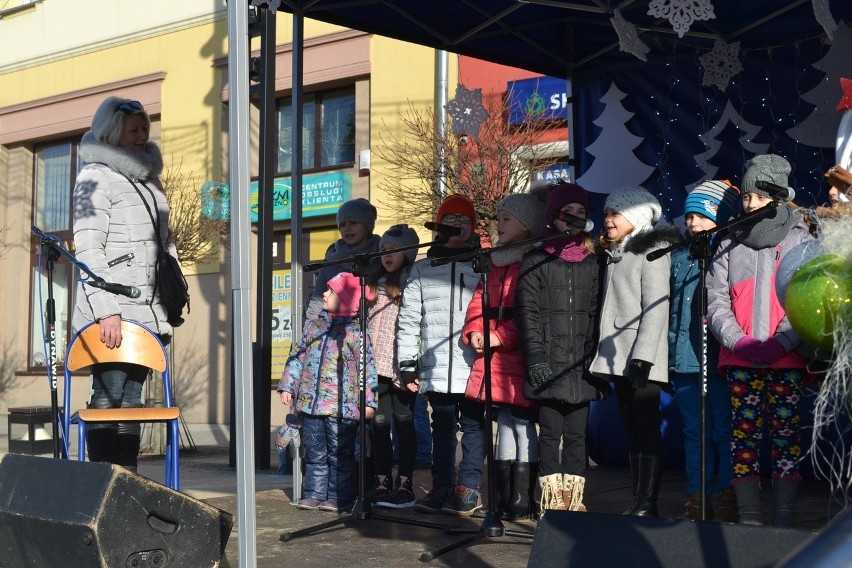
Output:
top-left (732, 204), bottom-right (801, 249)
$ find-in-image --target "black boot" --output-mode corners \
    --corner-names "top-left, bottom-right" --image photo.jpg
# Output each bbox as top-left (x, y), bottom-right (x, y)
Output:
top-left (116, 433), bottom-right (141, 473)
top-left (506, 462), bottom-right (533, 521)
top-left (624, 454), bottom-right (662, 516)
top-left (86, 428), bottom-right (117, 463)
top-left (474, 460), bottom-right (512, 519)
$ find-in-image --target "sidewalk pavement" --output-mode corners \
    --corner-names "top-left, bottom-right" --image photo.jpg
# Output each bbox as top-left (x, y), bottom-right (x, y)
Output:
top-left (1, 420), bottom-right (847, 567)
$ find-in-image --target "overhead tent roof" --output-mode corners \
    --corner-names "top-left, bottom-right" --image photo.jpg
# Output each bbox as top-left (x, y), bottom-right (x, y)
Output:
top-left (274, 0), bottom-right (852, 76)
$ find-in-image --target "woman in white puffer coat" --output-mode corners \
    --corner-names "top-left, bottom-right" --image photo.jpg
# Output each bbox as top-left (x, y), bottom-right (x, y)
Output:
top-left (72, 96), bottom-right (180, 471)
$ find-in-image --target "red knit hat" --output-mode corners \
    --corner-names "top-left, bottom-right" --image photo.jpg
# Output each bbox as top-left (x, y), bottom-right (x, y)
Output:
top-left (327, 272), bottom-right (375, 317)
top-left (437, 194), bottom-right (476, 225)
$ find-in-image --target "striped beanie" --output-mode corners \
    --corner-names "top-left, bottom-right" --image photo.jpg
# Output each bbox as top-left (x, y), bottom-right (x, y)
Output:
top-left (683, 180), bottom-right (740, 224)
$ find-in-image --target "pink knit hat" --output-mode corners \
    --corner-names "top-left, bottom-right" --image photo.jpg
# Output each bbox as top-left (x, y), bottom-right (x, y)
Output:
top-left (327, 272), bottom-right (375, 317)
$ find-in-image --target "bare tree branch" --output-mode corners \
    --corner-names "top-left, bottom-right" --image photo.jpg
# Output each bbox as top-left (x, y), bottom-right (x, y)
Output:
top-left (374, 97), bottom-right (561, 241)
top-left (161, 162), bottom-right (229, 266)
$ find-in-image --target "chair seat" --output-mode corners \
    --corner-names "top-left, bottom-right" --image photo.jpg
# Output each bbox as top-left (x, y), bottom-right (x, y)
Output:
top-left (77, 407), bottom-right (181, 423)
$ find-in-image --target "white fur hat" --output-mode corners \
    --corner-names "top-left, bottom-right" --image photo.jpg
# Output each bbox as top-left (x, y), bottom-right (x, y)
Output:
top-left (604, 186), bottom-right (662, 231)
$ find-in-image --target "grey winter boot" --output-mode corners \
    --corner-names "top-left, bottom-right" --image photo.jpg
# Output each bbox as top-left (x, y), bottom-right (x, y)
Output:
top-left (734, 481), bottom-right (763, 525)
top-left (772, 477), bottom-right (799, 528)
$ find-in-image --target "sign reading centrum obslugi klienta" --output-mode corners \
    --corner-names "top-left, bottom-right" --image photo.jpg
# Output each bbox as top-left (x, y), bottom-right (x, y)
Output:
top-left (249, 171), bottom-right (352, 222)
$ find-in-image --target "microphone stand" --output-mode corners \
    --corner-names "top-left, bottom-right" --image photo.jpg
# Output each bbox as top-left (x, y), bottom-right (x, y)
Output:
top-left (31, 225), bottom-right (114, 459)
top-left (646, 200), bottom-right (784, 520)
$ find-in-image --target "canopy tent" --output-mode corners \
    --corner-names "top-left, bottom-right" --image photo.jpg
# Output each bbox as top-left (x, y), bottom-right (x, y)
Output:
top-left (228, 2), bottom-right (852, 564)
top-left (269, 0), bottom-right (852, 216)
top-left (272, 0), bottom-right (852, 76)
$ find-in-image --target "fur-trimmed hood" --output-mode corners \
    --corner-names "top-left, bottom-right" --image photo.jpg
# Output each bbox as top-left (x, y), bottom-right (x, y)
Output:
top-left (78, 131), bottom-right (163, 181)
top-left (623, 223), bottom-right (681, 255)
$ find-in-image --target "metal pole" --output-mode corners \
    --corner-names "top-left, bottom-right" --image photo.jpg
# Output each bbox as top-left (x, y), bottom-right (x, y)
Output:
top-left (288, 5), bottom-right (306, 503)
top-left (252, 4), bottom-right (276, 471)
top-left (435, 50), bottom-right (449, 198)
top-left (227, 1), bottom-right (257, 566)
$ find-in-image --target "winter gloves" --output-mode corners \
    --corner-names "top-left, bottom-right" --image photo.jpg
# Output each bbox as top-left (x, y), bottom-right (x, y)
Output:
top-left (733, 336), bottom-right (787, 365)
top-left (627, 359), bottom-right (653, 390)
top-left (527, 362), bottom-right (554, 389)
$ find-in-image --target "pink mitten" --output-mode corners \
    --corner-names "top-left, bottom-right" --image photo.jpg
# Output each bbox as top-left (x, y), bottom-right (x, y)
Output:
top-left (733, 336), bottom-right (762, 358)
top-left (751, 338), bottom-right (786, 365)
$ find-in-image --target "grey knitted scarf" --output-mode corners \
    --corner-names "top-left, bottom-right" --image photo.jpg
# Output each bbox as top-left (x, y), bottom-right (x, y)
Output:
top-left (732, 203), bottom-right (801, 249)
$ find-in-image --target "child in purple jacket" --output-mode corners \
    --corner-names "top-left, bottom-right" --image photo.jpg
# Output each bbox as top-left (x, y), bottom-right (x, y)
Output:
top-left (279, 272), bottom-right (378, 513)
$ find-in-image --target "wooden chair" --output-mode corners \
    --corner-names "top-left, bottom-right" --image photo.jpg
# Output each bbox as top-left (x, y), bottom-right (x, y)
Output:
top-left (62, 319), bottom-right (181, 490)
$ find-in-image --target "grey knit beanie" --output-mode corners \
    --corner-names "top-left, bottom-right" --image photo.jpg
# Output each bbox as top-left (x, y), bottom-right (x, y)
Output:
top-left (604, 186), bottom-right (662, 232)
top-left (741, 154), bottom-right (796, 202)
top-left (497, 193), bottom-right (547, 238)
top-left (379, 224), bottom-right (420, 265)
top-left (336, 198), bottom-right (377, 233)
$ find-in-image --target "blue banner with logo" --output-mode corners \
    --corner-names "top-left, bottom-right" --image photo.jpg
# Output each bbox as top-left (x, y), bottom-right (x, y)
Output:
top-left (250, 171), bottom-right (352, 222)
top-left (507, 75), bottom-right (572, 125)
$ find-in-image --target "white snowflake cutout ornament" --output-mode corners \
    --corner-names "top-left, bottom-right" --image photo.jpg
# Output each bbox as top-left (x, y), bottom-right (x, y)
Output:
top-left (812, 0), bottom-right (838, 41)
top-left (611, 9), bottom-right (651, 62)
top-left (648, 0), bottom-right (716, 39)
top-left (699, 39), bottom-right (743, 92)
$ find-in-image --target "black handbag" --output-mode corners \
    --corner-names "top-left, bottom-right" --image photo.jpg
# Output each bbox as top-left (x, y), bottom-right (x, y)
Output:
top-left (128, 177), bottom-right (190, 327)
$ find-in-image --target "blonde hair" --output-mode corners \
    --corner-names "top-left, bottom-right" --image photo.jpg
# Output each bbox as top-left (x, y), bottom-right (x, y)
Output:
top-left (91, 96), bottom-right (150, 146)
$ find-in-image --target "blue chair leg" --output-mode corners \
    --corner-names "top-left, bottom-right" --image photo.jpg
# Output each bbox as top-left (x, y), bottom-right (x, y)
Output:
top-left (77, 420), bottom-right (87, 462)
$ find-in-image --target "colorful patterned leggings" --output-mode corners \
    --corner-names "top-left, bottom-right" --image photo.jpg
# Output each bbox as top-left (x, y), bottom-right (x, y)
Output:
top-left (727, 366), bottom-right (803, 482)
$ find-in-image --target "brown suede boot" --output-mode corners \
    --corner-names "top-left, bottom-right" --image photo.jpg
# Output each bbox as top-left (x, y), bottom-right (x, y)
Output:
top-left (677, 493), bottom-right (713, 521)
top-left (562, 474), bottom-right (587, 512)
top-left (715, 487), bottom-right (738, 523)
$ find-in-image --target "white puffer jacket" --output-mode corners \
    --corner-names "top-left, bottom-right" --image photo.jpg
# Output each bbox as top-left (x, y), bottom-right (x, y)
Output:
top-left (396, 244), bottom-right (479, 394)
top-left (72, 131), bottom-right (178, 337)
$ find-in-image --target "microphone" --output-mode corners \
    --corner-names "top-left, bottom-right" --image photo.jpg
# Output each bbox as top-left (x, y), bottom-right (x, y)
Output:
top-left (754, 180), bottom-right (790, 200)
top-left (553, 210), bottom-right (594, 233)
top-left (86, 280), bottom-right (141, 299)
top-left (424, 221), bottom-right (464, 237)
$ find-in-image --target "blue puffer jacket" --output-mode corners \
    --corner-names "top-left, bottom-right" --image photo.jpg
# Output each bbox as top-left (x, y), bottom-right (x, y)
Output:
top-left (668, 246), bottom-right (721, 374)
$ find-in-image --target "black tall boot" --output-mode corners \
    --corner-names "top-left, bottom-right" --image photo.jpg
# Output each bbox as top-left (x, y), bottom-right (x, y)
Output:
top-left (624, 454), bottom-right (662, 516)
top-left (506, 461), bottom-right (533, 521)
top-left (86, 428), bottom-right (118, 463)
top-left (475, 459), bottom-right (512, 519)
top-left (116, 433), bottom-right (141, 474)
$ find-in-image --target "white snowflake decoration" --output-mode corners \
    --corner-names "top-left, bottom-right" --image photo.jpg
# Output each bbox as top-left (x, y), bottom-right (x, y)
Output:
top-left (699, 39), bottom-right (743, 91)
top-left (250, 0), bottom-right (282, 12)
top-left (611, 9), bottom-right (651, 62)
top-left (647, 0), bottom-right (716, 39)
top-left (812, 0), bottom-right (838, 41)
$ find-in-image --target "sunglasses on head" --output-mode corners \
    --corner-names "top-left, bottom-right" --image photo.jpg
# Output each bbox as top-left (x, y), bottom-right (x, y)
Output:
top-left (117, 100), bottom-right (144, 115)
top-left (442, 214), bottom-right (472, 224)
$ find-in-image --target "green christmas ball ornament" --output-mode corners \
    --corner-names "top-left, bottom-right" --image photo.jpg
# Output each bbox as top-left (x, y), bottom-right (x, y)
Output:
top-left (783, 254), bottom-right (852, 352)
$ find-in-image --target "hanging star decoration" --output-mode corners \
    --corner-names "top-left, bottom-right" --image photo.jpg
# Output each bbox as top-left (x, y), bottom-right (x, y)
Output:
top-left (611, 9), bottom-right (651, 62)
top-left (647, 0), bottom-right (716, 39)
top-left (445, 84), bottom-right (489, 137)
top-left (250, 0), bottom-right (282, 12)
top-left (812, 0), bottom-right (838, 41)
top-left (699, 39), bottom-right (743, 91)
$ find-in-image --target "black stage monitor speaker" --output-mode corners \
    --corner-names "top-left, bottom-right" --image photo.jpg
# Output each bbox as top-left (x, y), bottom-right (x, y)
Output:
top-left (0, 454), bottom-right (234, 568)
top-left (528, 510), bottom-right (816, 568)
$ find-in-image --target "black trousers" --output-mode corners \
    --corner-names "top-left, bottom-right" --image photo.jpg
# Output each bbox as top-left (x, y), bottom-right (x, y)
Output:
top-left (537, 399), bottom-right (589, 476)
top-left (372, 376), bottom-right (416, 478)
top-left (614, 378), bottom-right (663, 456)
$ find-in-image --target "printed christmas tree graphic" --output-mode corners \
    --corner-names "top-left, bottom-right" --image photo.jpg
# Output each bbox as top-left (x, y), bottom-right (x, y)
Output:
top-left (786, 21), bottom-right (852, 148)
top-left (692, 100), bottom-right (769, 188)
top-left (577, 82), bottom-right (653, 193)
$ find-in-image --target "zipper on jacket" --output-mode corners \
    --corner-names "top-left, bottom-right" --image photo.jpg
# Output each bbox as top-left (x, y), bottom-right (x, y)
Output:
top-left (313, 333), bottom-right (330, 413)
top-left (108, 252), bottom-right (135, 267)
top-left (459, 273), bottom-right (466, 311)
top-left (448, 262), bottom-right (457, 391)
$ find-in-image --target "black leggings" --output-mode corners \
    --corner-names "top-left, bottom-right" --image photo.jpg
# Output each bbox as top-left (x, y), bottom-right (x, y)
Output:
top-left (371, 376), bottom-right (416, 478)
top-left (614, 378), bottom-right (662, 456)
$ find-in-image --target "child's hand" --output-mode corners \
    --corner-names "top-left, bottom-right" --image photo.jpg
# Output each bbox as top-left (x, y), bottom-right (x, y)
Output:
top-left (280, 391), bottom-right (292, 405)
top-left (470, 332), bottom-right (484, 353)
top-left (733, 336), bottom-right (762, 358)
top-left (751, 338), bottom-right (786, 365)
top-left (406, 378), bottom-right (419, 393)
top-left (365, 407), bottom-right (375, 420)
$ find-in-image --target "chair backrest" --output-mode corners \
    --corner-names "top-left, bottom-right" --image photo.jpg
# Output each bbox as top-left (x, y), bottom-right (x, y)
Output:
top-left (62, 320), bottom-right (173, 459)
top-left (66, 320), bottom-right (167, 373)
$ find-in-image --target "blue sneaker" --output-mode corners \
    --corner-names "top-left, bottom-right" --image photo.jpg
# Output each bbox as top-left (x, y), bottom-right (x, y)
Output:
top-left (441, 485), bottom-right (482, 516)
